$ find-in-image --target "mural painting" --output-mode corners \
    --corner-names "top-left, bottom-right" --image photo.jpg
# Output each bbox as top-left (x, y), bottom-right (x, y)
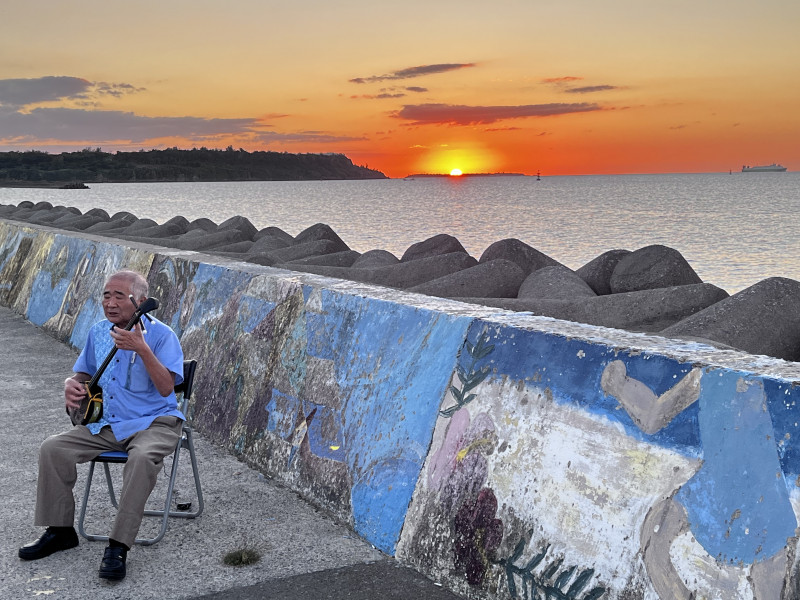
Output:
top-left (601, 360), bottom-right (798, 599)
top-left (144, 256), bottom-right (473, 552)
top-left (397, 318), bottom-right (800, 599)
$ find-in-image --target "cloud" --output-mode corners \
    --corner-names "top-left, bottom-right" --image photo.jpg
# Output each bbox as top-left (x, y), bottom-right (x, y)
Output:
top-left (349, 63), bottom-right (476, 84)
top-left (0, 106), bottom-right (260, 143)
top-left (350, 84), bottom-right (428, 100)
top-left (484, 126), bottom-right (523, 132)
top-left (0, 76), bottom-right (92, 108)
top-left (566, 85), bottom-right (618, 94)
top-left (351, 93), bottom-right (407, 100)
top-left (0, 76), bottom-right (146, 109)
top-left (252, 131), bottom-right (367, 144)
top-left (0, 105), bottom-right (366, 148)
top-left (541, 76), bottom-right (583, 84)
top-left (93, 81), bottom-right (147, 98)
top-left (0, 76), bottom-right (362, 150)
top-left (392, 102), bottom-right (602, 125)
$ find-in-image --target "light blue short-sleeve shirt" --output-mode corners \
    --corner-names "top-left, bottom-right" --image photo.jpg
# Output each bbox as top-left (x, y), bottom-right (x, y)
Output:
top-left (73, 317), bottom-right (184, 441)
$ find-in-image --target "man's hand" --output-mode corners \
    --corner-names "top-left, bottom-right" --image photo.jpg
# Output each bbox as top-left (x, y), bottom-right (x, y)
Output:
top-left (109, 322), bottom-right (148, 353)
top-left (110, 323), bottom-right (175, 397)
top-left (64, 376), bottom-right (88, 410)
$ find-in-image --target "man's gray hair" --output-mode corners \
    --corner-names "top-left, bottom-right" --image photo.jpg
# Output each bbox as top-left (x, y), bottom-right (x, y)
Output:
top-left (109, 270), bottom-right (149, 299)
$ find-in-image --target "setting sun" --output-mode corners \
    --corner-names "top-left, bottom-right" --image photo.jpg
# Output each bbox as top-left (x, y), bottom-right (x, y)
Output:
top-left (450, 169), bottom-right (463, 176)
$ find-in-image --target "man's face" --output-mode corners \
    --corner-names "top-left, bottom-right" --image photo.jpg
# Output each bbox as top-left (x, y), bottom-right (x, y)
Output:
top-left (102, 275), bottom-right (139, 326)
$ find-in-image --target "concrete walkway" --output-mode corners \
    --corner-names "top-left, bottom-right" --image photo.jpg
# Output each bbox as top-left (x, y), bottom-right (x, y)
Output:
top-left (0, 306), bottom-right (461, 600)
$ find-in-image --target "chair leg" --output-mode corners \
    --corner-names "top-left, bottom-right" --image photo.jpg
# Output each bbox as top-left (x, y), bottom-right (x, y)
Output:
top-left (103, 463), bottom-right (119, 508)
top-left (137, 429), bottom-right (204, 544)
top-left (77, 427), bottom-right (204, 545)
top-left (78, 461), bottom-right (102, 542)
top-left (138, 442), bottom-right (182, 545)
top-left (181, 428), bottom-right (204, 518)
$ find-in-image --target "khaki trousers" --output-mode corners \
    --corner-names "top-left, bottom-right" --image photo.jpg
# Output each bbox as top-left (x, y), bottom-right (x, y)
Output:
top-left (34, 416), bottom-right (183, 548)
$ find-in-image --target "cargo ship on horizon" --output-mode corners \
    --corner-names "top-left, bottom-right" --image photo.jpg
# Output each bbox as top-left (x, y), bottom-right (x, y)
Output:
top-left (741, 163), bottom-right (787, 172)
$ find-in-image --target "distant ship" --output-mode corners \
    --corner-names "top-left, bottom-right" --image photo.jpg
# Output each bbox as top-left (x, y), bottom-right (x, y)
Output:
top-left (741, 163), bottom-right (787, 172)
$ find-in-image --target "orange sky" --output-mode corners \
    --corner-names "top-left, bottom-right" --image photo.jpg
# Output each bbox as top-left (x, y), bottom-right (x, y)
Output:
top-left (1, 1), bottom-right (798, 178)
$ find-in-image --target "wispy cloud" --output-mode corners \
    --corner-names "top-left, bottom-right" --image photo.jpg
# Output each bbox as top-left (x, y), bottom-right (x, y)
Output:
top-left (352, 92), bottom-right (407, 100)
top-left (349, 63), bottom-right (476, 84)
top-left (93, 81), bottom-right (146, 98)
top-left (392, 102), bottom-right (602, 125)
top-left (541, 76), bottom-right (583, 84)
top-left (351, 85), bottom-right (429, 100)
top-left (566, 85), bottom-right (618, 94)
top-left (485, 126), bottom-right (523, 132)
top-left (252, 131), bottom-right (367, 144)
top-left (0, 76), bottom-right (144, 108)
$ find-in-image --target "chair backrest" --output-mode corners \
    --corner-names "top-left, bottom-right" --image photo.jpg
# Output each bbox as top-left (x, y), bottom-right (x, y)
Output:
top-left (174, 359), bottom-right (197, 403)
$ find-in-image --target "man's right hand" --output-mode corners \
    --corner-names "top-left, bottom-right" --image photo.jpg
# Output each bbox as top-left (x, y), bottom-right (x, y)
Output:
top-left (64, 377), bottom-right (87, 410)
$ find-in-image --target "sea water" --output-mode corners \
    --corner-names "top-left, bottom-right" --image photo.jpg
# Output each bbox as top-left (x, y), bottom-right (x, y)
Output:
top-left (2, 172), bottom-right (798, 294)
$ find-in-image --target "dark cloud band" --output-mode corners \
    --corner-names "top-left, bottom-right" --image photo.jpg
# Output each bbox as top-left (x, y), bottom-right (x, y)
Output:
top-left (350, 63), bottom-right (475, 84)
top-left (566, 85), bottom-right (618, 94)
top-left (0, 76), bottom-right (91, 108)
top-left (0, 106), bottom-right (363, 147)
top-left (392, 102), bottom-right (602, 125)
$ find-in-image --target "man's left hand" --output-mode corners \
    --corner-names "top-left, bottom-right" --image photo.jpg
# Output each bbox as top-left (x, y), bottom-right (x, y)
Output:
top-left (110, 323), bottom-right (147, 353)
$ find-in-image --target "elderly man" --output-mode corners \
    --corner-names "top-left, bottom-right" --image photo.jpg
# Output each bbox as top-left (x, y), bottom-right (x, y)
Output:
top-left (18, 270), bottom-right (185, 581)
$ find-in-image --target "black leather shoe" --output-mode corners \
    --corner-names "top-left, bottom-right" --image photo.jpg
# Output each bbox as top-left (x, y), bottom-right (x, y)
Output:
top-left (18, 527), bottom-right (79, 560)
top-left (98, 546), bottom-right (127, 581)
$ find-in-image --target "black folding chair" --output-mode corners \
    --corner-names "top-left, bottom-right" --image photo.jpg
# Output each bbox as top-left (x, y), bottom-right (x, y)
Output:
top-left (77, 359), bottom-right (204, 545)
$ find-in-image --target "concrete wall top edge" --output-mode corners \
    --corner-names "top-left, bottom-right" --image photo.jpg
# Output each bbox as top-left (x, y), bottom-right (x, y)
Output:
top-left (486, 310), bottom-right (800, 381)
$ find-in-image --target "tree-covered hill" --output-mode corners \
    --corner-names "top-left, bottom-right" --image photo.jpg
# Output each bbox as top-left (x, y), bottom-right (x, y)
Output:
top-left (0, 147), bottom-right (387, 185)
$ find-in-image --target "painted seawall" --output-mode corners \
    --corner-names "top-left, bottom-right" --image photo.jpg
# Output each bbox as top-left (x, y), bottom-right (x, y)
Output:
top-left (3, 217), bottom-right (800, 600)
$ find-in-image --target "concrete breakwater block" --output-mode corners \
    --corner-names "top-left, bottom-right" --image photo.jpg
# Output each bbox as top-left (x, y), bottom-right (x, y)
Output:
top-left (50, 212), bottom-right (107, 231)
top-left (122, 217), bottom-right (159, 233)
top-left (351, 249), bottom-right (399, 269)
top-left (261, 239), bottom-right (345, 264)
top-left (518, 265), bottom-right (597, 300)
top-left (610, 244), bottom-right (703, 293)
top-left (575, 248), bottom-right (631, 295)
top-left (294, 222), bottom-right (349, 252)
top-left (255, 225), bottom-right (294, 244)
top-left (287, 252), bottom-right (478, 289)
top-left (246, 233), bottom-right (292, 255)
top-left (205, 240), bottom-right (255, 254)
top-left (280, 249), bottom-right (362, 268)
top-left (121, 221), bottom-right (187, 239)
top-left (456, 283), bottom-right (729, 333)
top-left (408, 259), bottom-right (526, 299)
top-left (175, 228), bottom-right (250, 251)
top-left (188, 217), bottom-right (219, 232)
top-left (84, 212), bottom-right (139, 232)
top-left (478, 237), bottom-right (563, 275)
top-left (401, 233), bottom-right (467, 262)
top-left (218, 215), bottom-right (259, 240)
top-left (2, 201), bottom-right (799, 361)
top-left (661, 277), bottom-right (800, 361)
